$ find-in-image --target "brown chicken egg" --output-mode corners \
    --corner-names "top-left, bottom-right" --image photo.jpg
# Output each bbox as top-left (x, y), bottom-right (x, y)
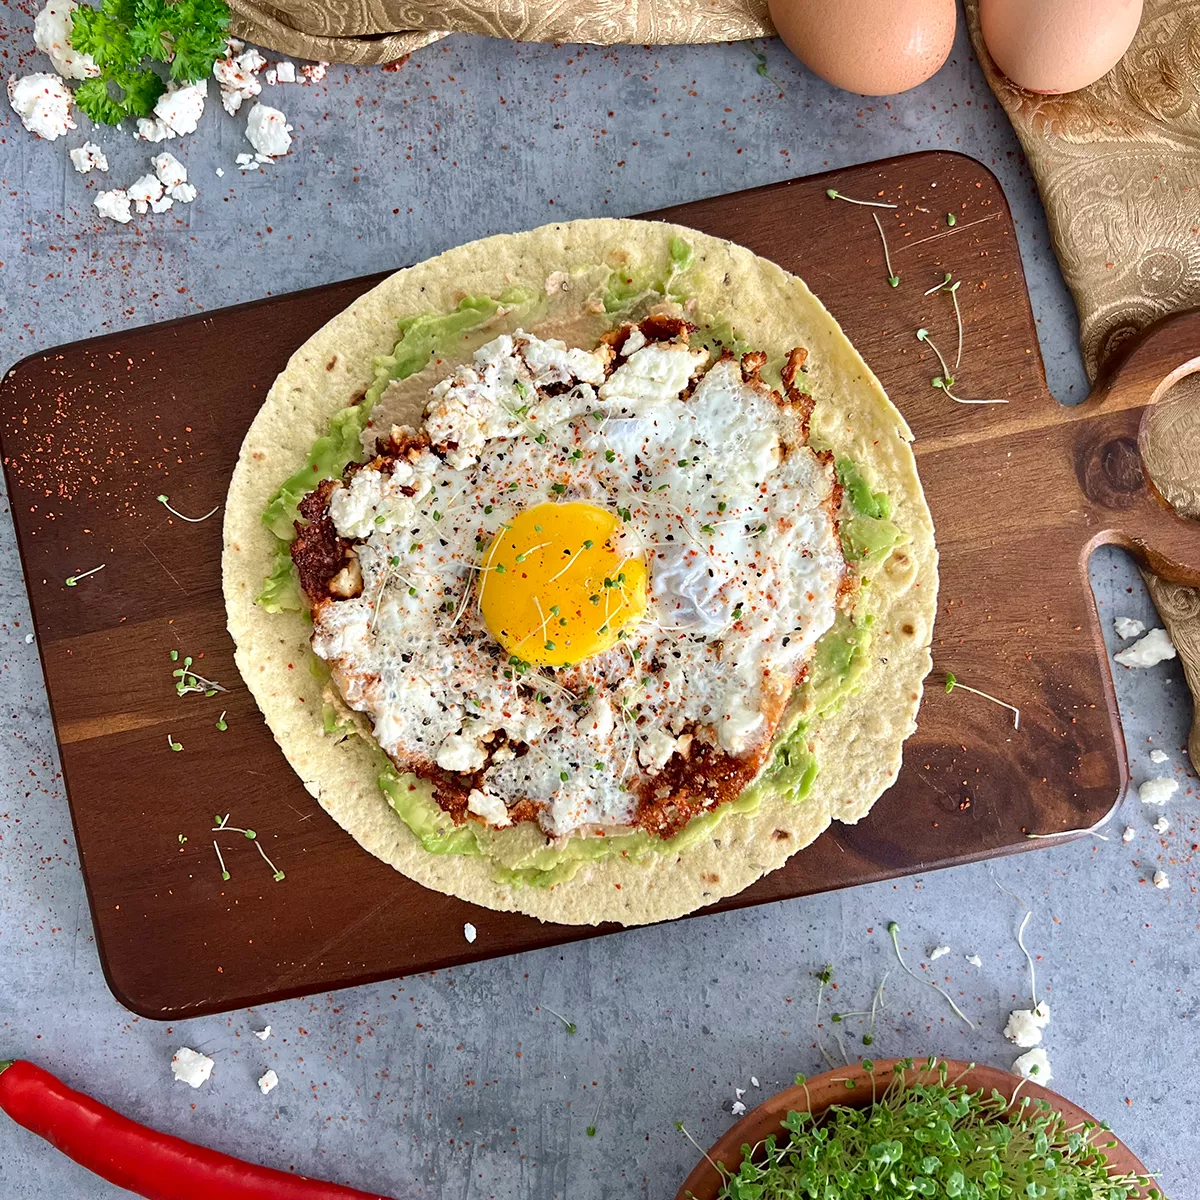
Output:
top-left (980, 0), bottom-right (1143, 94)
top-left (768, 0), bottom-right (957, 96)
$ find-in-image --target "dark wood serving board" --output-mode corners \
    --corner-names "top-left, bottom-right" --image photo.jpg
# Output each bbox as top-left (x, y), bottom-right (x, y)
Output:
top-left (4, 151), bottom-right (1198, 1020)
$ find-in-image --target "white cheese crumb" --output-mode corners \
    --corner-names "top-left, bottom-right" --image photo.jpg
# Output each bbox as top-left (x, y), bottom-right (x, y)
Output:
top-left (1114, 627), bottom-right (1177, 668)
top-left (152, 151), bottom-right (187, 189)
top-left (1113, 616), bottom-right (1145, 640)
top-left (275, 61), bottom-right (296, 83)
top-left (265, 68), bottom-right (277, 86)
top-left (127, 172), bottom-right (165, 214)
top-left (69, 140), bottom-right (107, 173)
top-left (24, 633), bottom-right (35, 644)
top-left (171, 1047), bottom-right (214, 1088)
top-left (1149, 749), bottom-right (1169, 764)
top-left (965, 953), bottom-right (983, 968)
top-left (253, 1025), bottom-right (271, 1040)
top-left (731, 1101), bottom-right (746, 1117)
top-left (927, 945), bottom-right (951, 961)
top-left (214, 45), bottom-right (266, 115)
top-left (466, 787), bottom-right (512, 828)
top-left (169, 182), bottom-right (197, 203)
top-left (1122, 826), bottom-right (1136, 843)
top-left (34, 0), bottom-right (99, 79)
top-left (136, 80), bottom-right (207, 141)
top-left (8, 73), bottom-right (75, 140)
top-left (257, 1068), bottom-right (279, 1095)
top-left (215, 166), bottom-right (225, 176)
top-left (1153, 869), bottom-right (1170, 889)
top-left (750, 1076), bottom-right (760, 1088)
top-left (735, 1087), bottom-right (745, 1099)
top-left (302, 61), bottom-right (328, 82)
top-left (1004, 1000), bottom-right (1050, 1048)
top-left (1012, 1046), bottom-right (1052, 1083)
top-left (464, 922), bottom-right (477, 943)
top-left (1139, 777), bottom-right (1179, 807)
top-left (94, 188), bottom-right (132, 224)
top-left (1153, 816), bottom-right (1169, 834)
top-left (245, 102), bottom-right (292, 157)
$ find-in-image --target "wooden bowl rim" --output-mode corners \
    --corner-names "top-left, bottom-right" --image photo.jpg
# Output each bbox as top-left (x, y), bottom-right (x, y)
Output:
top-left (675, 1057), bottom-right (1152, 1200)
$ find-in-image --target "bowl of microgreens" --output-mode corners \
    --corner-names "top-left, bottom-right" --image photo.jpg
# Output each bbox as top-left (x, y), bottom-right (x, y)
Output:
top-left (675, 1057), bottom-right (1164, 1200)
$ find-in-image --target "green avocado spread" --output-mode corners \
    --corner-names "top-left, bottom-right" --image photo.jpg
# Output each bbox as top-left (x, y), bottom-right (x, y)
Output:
top-left (260, 242), bottom-right (907, 886)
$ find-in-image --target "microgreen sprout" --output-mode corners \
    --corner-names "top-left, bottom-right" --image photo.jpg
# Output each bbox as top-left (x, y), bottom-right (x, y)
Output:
top-left (544, 1006), bottom-right (577, 1034)
top-left (923, 272), bottom-right (965, 370)
top-left (212, 813), bottom-right (285, 881)
top-left (813, 965), bottom-right (838, 1069)
top-left (172, 653), bottom-right (227, 697)
top-left (707, 1058), bottom-right (1163, 1200)
top-left (746, 42), bottom-right (785, 91)
top-left (157, 494), bottom-right (220, 523)
top-left (915, 328), bottom-right (1006, 405)
top-left (944, 671), bottom-right (1020, 729)
top-left (825, 189), bottom-right (898, 209)
top-left (215, 711), bottom-right (228, 731)
top-left (871, 212), bottom-right (900, 287)
top-left (946, 212), bottom-right (957, 226)
top-left (65, 564), bottom-right (105, 587)
top-left (675, 1122), bottom-right (723, 1176)
top-left (213, 840), bottom-right (230, 882)
top-left (887, 922), bottom-right (975, 1029)
top-left (177, 833), bottom-right (187, 843)
top-left (167, 734), bottom-right (182, 752)
top-left (586, 1088), bottom-right (603, 1137)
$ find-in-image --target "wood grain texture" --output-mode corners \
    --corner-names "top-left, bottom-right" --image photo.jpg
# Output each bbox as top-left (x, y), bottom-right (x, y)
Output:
top-left (2, 151), bottom-right (1196, 1019)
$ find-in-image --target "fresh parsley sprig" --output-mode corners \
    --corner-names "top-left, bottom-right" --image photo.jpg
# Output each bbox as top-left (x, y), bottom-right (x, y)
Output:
top-left (71, 0), bottom-right (230, 125)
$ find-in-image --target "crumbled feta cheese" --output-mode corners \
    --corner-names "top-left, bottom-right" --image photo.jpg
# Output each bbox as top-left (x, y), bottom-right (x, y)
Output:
top-left (275, 61), bottom-right (296, 83)
top-left (1122, 825), bottom-right (1136, 843)
top-left (215, 167), bottom-right (225, 177)
top-left (1012, 1047), bottom-right (1052, 1083)
top-left (214, 45), bottom-right (266, 114)
top-left (301, 61), bottom-right (328, 82)
top-left (69, 141), bottom-right (107, 173)
top-left (1153, 869), bottom-right (1170, 889)
top-left (254, 1025), bottom-right (272, 1040)
top-left (152, 151), bottom-right (187, 189)
top-left (735, 1088), bottom-right (745, 1099)
top-left (464, 922), bottom-right (477, 944)
top-left (1139, 777), bottom-right (1178, 807)
top-left (965, 953), bottom-right (983, 968)
top-left (436, 732), bottom-right (487, 773)
top-left (24, 633), bottom-right (35, 644)
top-left (8, 73), bottom-right (75, 140)
top-left (257, 1068), bottom-right (279, 1095)
top-left (467, 788), bottom-right (512, 828)
top-left (136, 80), bottom-right (207, 141)
top-left (149, 194), bottom-right (174, 214)
top-left (1149, 749), bottom-right (1169, 765)
top-left (265, 68), bottom-right (277, 86)
top-left (1113, 616), bottom-right (1145, 640)
top-left (1114, 627), bottom-right (1176, 668)
top-left (928, 945), bottom-right (951, 961)
top-left (1153, 816), bottom-right (1169, 834)
top-left (245, 102), bottom-right (292, 157)
top-left (94, 188), bottom-right (132, 224)
top-left (34, 0), bottom-right (99, 79)
top-left (235, 152), bottom-right (256, 167)
top-left (1004, 1000), bottom-right (1050, 1048)
top-left (171, 1047), bottom-right (214, 1088)
top-left (750, 1076), bottom-right (760, 1088)
top-left (127, 172), bottom-right (165, 214)
top-left (170, 182), bottom-right (197, 203)
top-left (731, 1101), bottom-right (746, 1117)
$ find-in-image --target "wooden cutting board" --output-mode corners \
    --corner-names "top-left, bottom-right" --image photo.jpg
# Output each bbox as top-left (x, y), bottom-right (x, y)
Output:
top-left (4, 150), bottom-right (1198, 1020)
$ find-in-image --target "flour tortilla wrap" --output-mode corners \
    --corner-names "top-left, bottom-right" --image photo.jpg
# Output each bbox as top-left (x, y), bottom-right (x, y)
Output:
top-left (223, 218), bottom-right (937, 926)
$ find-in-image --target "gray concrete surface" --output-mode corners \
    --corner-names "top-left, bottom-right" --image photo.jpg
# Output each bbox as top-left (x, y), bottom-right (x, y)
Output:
top-left (0, 11), bottom-right (1196, 1198)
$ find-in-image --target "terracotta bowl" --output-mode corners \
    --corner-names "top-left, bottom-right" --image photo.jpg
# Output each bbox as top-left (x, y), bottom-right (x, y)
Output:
top-left (676, 1058), bottom-right (1153, 1200)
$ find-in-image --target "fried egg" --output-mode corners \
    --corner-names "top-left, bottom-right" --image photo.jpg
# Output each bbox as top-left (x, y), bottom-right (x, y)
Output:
top-left (300, 320), bottom-right (846, 840)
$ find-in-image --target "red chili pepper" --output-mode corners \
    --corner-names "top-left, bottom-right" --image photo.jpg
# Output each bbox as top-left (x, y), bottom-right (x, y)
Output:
top-left (0, 1059), bottom-right (393, 1200)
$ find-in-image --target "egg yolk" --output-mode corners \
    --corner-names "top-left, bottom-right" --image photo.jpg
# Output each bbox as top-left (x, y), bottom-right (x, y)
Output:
top-left (479, 501), bottom-right (647, 668)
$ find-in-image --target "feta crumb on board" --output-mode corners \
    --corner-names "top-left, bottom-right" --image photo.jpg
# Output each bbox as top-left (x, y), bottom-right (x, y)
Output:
top-left (245, 102), bottom-right (292, 158)
top-left (1003, 1000), bottom-right (1050, 1048)
top-left (734, 1087), bottom-right (745, 1099)
top-left (216, 167), bottom-right (225, 177)
top-left (1139, 777), bottom-right (1179, 807)
top-left (8, 73), bottom-right (75, 140)
top-left (69, 141), bottom-right (108, 173)
top-left (1113, 616), bottom-right (1145, 640)
top-left (128, 173), bottom-right (167, 214)
top-left (1113, 627), bottom-right (1176, 668)
top-left (1012, 1046), bottom-right (1052, 1084)
top-left (965, 953), bottom-right (983, 968)
top-left (1149, 749), bottom-right (1169, 764)
top-left (731, 1101), bottom-right (746, 1117)
top-left (171, 1047), bottom-right (214, 1088)
top-left (34, 0), bottom-right (99, 80)
top-left (750, 1076), bottom-right (760, 1088)
top-left (927, 945), bottom-right (951, 961)
top-left (152, 152), bottom-right (197, 202)
top-left (1153, 870), bottom-right (1170, 890)
top-left (302, 62), bottom-right (328, 82)
top-left (1153, 815), bottom-right (1170, 834)
top-left (136, 80), bottom-right (207, 142)
top-left (1122, 826), bottom-right (1136, 843)
top-left (275, 62), bottom-right (296, 83)
top-left (94, 189), bottom-right (132, 224)
top-left (254, 1025), bottom-right (272, 1040)
top-left (464, 922), bottom-right (477, 944)
top-left (257, 1068), bottom-right (279, 1095)
top-left (214, 44), bottom-right (266, 115)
